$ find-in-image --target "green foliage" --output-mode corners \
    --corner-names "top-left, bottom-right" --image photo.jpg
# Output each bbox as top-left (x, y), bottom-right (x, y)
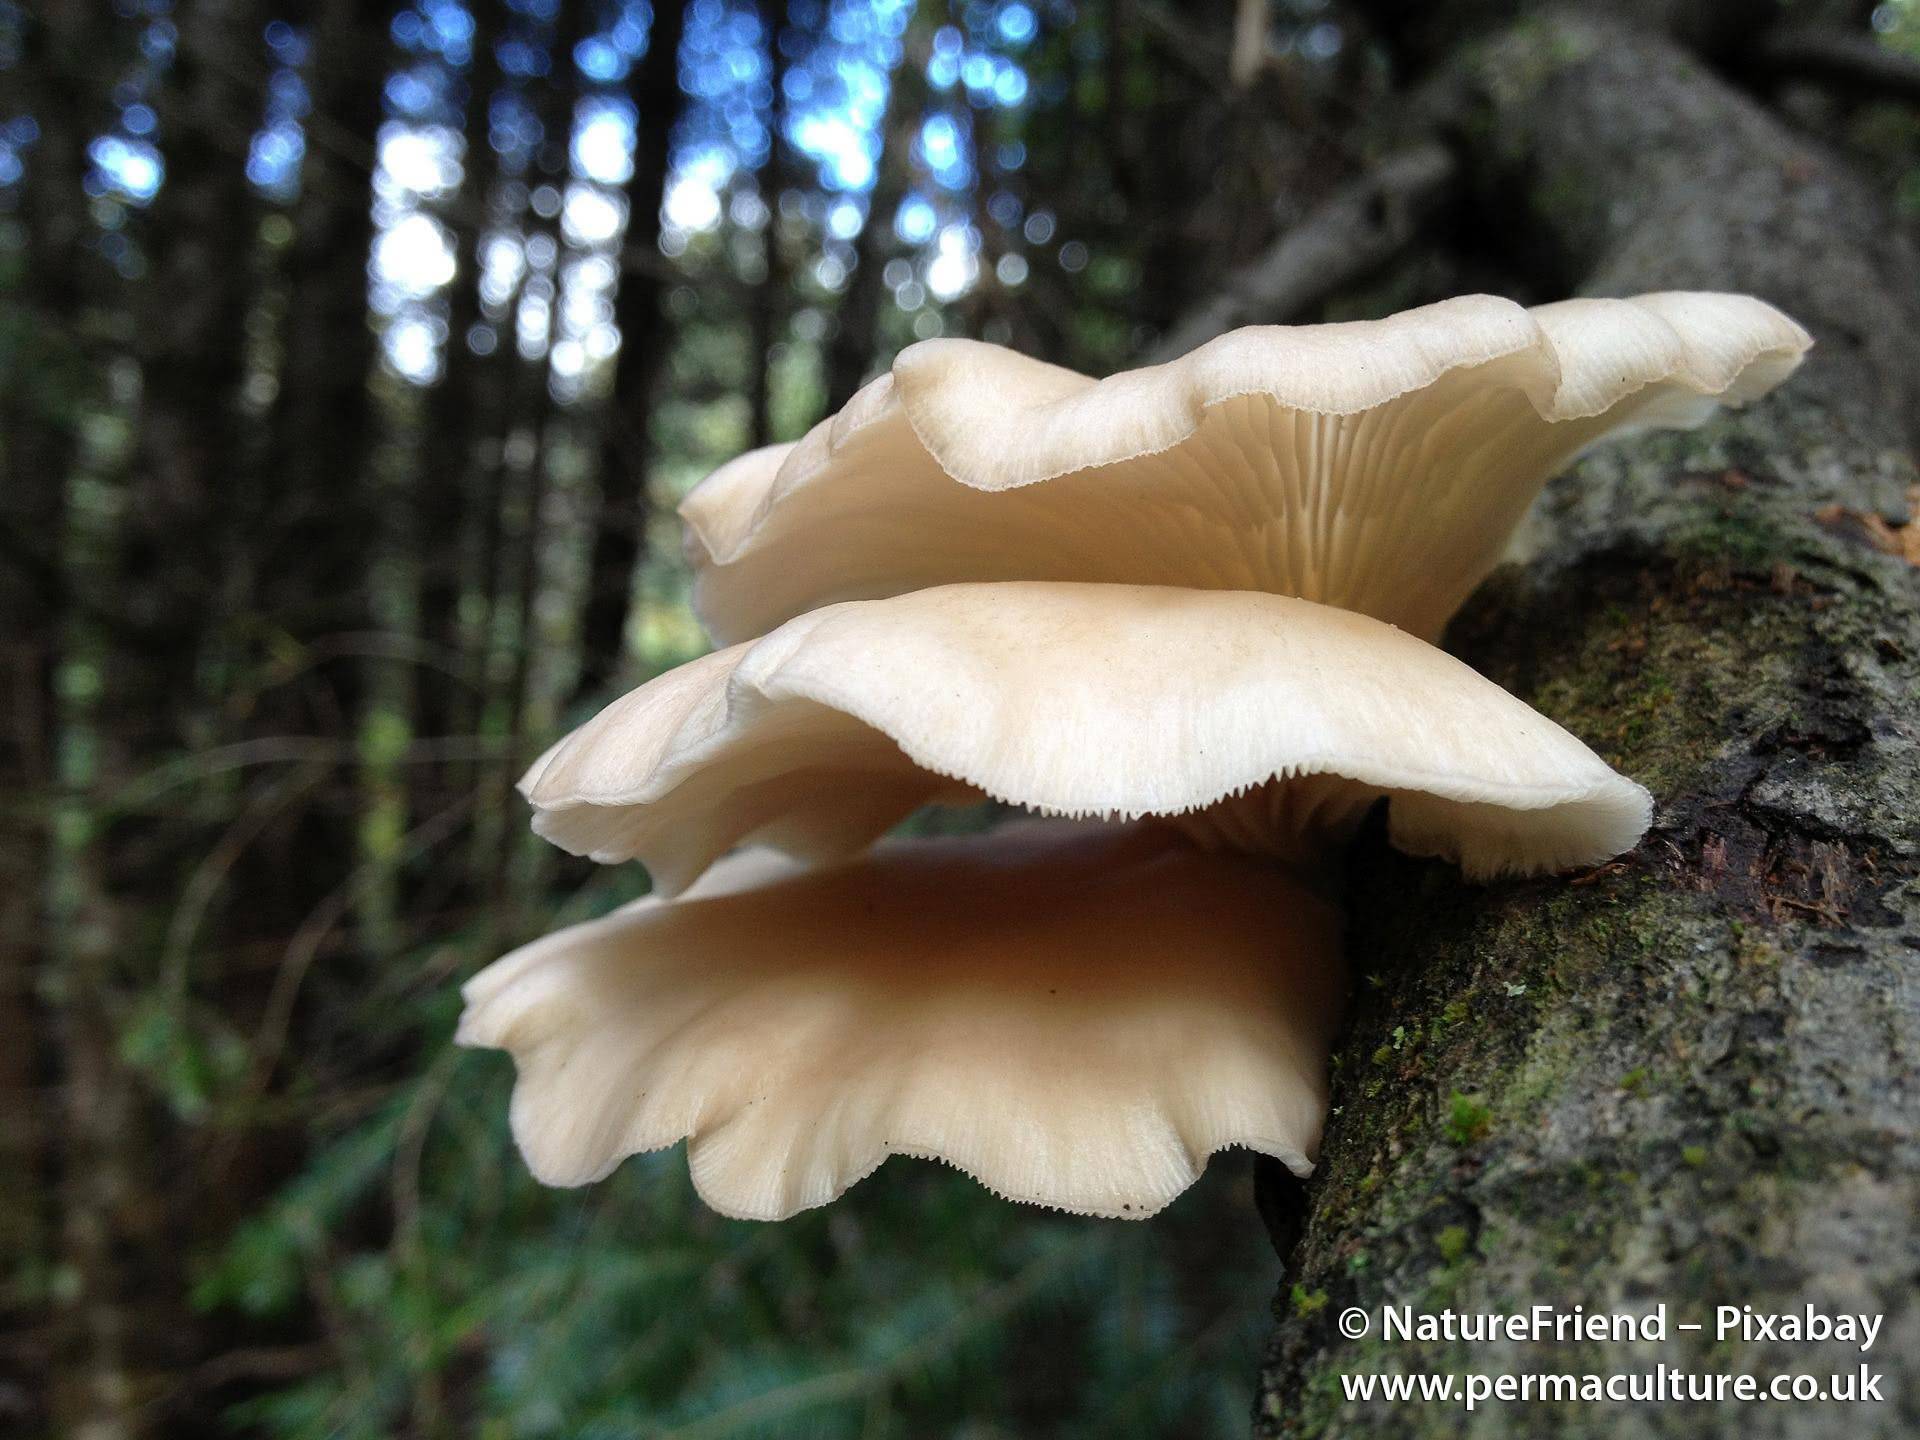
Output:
top-left (117, 995), bottom-right (248, 1122)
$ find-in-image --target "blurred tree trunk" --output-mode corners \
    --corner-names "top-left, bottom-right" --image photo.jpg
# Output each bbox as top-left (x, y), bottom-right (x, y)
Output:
top-left (259, 0), bottom-right (383, 692)
top-left (490, 0), bottom-right (589, 893)
top-left (1255, 13), bottom-right (1920, 1436)
top-left (459, 6), bottom-right (533, 887)
top-left (41, 5), bottom-right (278, 1434)
top-left (130, 0), bottom-right (261, 745)
top-left (573, 0), bottom-right (689, 704)
top-left (820, 6), bottom-right (931, 413)
top-left (244, 0), bottom-right (385, 932)
top-left (414, 3), bottom-right (506, 756)
top-left (10, 11), bottom-right (110, 1435)
top-left (748, 0), bottom-right (796, 450)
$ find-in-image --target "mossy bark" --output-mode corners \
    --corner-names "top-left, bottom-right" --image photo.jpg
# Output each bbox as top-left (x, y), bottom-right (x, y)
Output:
top-left (1255, 13), bottom-right (1920, 1437)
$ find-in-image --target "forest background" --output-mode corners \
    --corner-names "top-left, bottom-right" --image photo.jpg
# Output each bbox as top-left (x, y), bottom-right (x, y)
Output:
top-left (4, 0), bottom-right (1919, 1436)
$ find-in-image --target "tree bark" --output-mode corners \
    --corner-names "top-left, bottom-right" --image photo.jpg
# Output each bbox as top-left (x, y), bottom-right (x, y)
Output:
top-left (1256, 13), bottom-right (1920, 1437)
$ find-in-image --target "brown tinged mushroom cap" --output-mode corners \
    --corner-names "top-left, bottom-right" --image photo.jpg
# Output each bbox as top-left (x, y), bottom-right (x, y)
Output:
top-left (682, 293), bottom-right (1810, 646)
top-left (520, 581), bottom-right (1652, 896)
top-left (455, 822), bottom-right (1345, 1220)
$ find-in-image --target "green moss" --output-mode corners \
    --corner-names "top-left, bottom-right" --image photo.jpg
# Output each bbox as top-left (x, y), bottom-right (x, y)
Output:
top-left (1435, 1225), bottom-right (1471, 1265)
top-left (1445, 1093), bottom-right (1493, 1148)
top-left (1618, 673), bottom-right (1676, 746)
top-left (1289, 1284), bottom-right (1328, 1318)
top-left (1670, 501), bottom-right (1799, 573)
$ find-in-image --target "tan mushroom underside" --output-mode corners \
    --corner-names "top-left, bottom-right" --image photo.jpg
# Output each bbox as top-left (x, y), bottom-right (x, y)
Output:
top-left (456, 823), bottom-right (1344, 1220)
top-left (522, 582), bottom-right (1652, 896)
top-left (683, 293), bottom-right (1809, 645)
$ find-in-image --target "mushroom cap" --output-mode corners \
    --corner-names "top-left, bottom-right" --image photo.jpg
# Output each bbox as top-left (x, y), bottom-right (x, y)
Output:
top-left (456, 822), bottom-right (1345, 1219)
top-left (683, 293), bottom-right (1810, 645)
top-left (521, 581), bottom-right (1652, 895)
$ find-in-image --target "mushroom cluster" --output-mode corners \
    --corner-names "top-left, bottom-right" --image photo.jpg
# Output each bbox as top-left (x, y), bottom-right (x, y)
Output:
top-left (459, 293), bottom-right (1809, 1221)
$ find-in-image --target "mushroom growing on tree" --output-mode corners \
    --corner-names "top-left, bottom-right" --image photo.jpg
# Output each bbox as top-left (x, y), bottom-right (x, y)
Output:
top-left (463, 583), bottom-right (1652, 1218)
top-left (683, 293), bottom-right (1810, 644)
top-left (459, 823), bottom-right (1348, 1220)
top-left (457, 294), bottom-right (1808, 1221)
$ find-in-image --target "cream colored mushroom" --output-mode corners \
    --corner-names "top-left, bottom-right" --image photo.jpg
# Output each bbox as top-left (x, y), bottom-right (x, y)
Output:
top-left (457, 823), bottom-right (1343, 1220)
top-left (682, 293), bottom-right (1809, 645)
top-left (465, 582), bottom-right (1651, 1216)
top-left (518, 581), bottom-right (1651, 897)
top-left (463, 287), bottom-right (1794, 1218)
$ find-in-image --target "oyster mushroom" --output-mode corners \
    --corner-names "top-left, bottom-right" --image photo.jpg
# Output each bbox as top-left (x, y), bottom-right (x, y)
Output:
top-left (460, 582), bottom-right (1650, 1216)
top-left (683, 293), bottom-right (1809, 645)
top-left (457, 823), bottom-right (1342, 1220)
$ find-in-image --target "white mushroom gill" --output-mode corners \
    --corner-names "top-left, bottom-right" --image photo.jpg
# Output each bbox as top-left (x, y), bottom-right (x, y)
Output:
top-left (682, 293), bottom-right (1809, 646)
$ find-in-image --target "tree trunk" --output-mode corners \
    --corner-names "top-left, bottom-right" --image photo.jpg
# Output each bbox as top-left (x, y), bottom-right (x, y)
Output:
top-left (240, 0), bottom-right (385, 940)
top-left (748, 0), bottom-right (796, 450)
top-left (572, 0), bottom-right (689, 704)
top-left (259, 0), bottom-right (383, 678)
top-left (1256, 13), bottom-right (1920, 1437)
top-left (413, 0), bottom-right (505, 754)
top-left (493, 0), bottom-right (589, 885)
top-left (129, 0), bottom-right (260, 746)
top-left (820, 4), bottom-right (931, 413)
top-left (10, 13), bottom-right (113, 1434)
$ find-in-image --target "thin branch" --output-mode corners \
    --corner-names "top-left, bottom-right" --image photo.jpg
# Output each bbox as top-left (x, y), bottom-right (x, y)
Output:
top-left (1146, 142), bottom-right (1458, 363)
